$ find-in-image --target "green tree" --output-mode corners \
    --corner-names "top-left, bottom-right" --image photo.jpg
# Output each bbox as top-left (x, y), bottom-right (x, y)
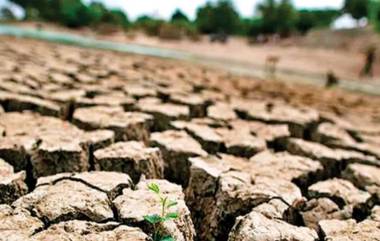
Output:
top-left (0, 7), bottom-right (16, 20)
top-left (257, 0), bottom-right (278, 34)
top-left (87, 1), bottom-right (108, 25)
top-left (196, 0), bottom-right (240, 34)
top-left (343, 0), bottom-right (368, 20)
top-left (102, 9), bottom-right (129, 27)
top-left (256, 0), bottom-right (297, 37)
top-left (296, 9), bottom-right (340, 34)
top-left (171, 9), bottom-right (189, 22)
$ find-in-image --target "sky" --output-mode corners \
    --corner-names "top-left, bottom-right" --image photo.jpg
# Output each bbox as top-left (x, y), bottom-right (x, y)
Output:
top-left (1, 0), bottom-right (345, 20)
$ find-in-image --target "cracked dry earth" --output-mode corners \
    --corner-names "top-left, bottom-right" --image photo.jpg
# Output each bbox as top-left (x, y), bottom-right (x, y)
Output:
top-left (1, 36), bottom-right (380, 241)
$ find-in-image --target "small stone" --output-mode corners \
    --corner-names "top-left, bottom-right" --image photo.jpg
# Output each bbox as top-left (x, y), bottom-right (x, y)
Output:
top-left (94, 141), bottom-right (164, 183)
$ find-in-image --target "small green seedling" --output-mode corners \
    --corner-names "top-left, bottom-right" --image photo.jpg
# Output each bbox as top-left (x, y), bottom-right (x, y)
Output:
top-left (143, 183), bottom-right (179, 241)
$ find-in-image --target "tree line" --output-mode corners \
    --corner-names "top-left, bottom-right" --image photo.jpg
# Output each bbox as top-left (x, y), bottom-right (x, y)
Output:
top-left (1, 0), bottom-right (372, 39)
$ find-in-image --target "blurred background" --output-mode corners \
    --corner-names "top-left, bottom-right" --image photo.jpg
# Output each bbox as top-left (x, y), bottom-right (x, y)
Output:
top-left (1, 0), bottom-right (380, 88)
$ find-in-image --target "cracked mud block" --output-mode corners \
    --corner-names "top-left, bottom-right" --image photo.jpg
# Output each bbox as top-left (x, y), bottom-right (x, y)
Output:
top-left (45, 89), bottom-right (86, 103)
top-left (311, 122), bottom-right (357, 146)
top-left (75, 93), bottom-right (135, 110)
top-left (343, 163), bottom-right (380, 190)
top-left (186, 155), bottom-right (303, 241)
top-left (0, 171), bottom-right (28, 205)
top-left (36, 171), bottom-right (133, 200)
top-left (343, 163), bottom-right (380, 211)
top-left (311, 123), bottom-right (380, 159)
top-left (0, 135), bottom-right (37, 171)
top-left (216, 128), bottom-right (267, 157)
top-left (81, 129), bottom-right (115, 152)
top-left (308, 178), bottom-right (371, 210)
top-left (188, 117), bottom-right (228, 128)
top-left (49, 72), bottom-right (73, 85)
top-left (283, 138), bottom-right (380, 175)
top-left (30, 134), bottom-right (89, 178)
top-left (249, 151), bottom-right (323, 190)
top-left (31, 220), bottom-right (149, 241)
top-left (114, 179), bottom-right (195, 241)
top-left (318, 219), bottom-right (380, 241)
top-left (0, 158), bottom-right (13, 176)
top-left (359, 134), bottom-right (380, 146)
top-left (0, 112), bottom-right (93, 178)
top-left (207, 103), bottom-right (238, 121)
top-left (123, 83), bottom-right (157, 99)
top-left (137, 98), bottom-right (190, 130)
top-left (169, 93), bottom-right (210, 117)
top-left (0, 90), bottom-right (62, 117)
top-left (282, 138), bottom-right (344, 176)
top-left (233, 100), bottom-right (319, 138)
top-left (73, 106), bottom-right (153, 142)
top-left (0, 158), bottom-right (28, 204)
top-left (14, 175), bottom-right (116, 224)
top-left (171, 121), bottom-right (224, 154)
top-left (371, 206), bottom-right (380, 221)
top-left (228, 211), bottom-right (318, 241)
top-left (150, 130), bottom-right (207, 185)
top-left (301, 198), bottom-right (351, 230)
top-left (94, 141), bottom-right (164, 183)
top-left (0, 204), bottom-right (44, 241)
top-left (230, 119), bottom-right (290, 143)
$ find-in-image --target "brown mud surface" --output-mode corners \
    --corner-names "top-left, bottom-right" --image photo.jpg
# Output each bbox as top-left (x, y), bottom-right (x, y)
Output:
top-left (1, 36), bottom-right (380, 240)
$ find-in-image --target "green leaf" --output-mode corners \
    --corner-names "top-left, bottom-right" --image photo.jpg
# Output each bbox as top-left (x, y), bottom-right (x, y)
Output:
top-left (166, 200), bottom-right (178, 208)
top-left (148, 183), bottom-right (160, 194)
top-left (160, 235), bottom-right (175, 241)
top-left (143, 214), bottom-right (162, 224)
top-left (165, 212), bottom-right (179, 220)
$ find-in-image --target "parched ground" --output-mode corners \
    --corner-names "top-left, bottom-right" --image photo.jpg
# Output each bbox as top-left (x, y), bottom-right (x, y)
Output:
top-left (1, 36), bottom-right (380, 241)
